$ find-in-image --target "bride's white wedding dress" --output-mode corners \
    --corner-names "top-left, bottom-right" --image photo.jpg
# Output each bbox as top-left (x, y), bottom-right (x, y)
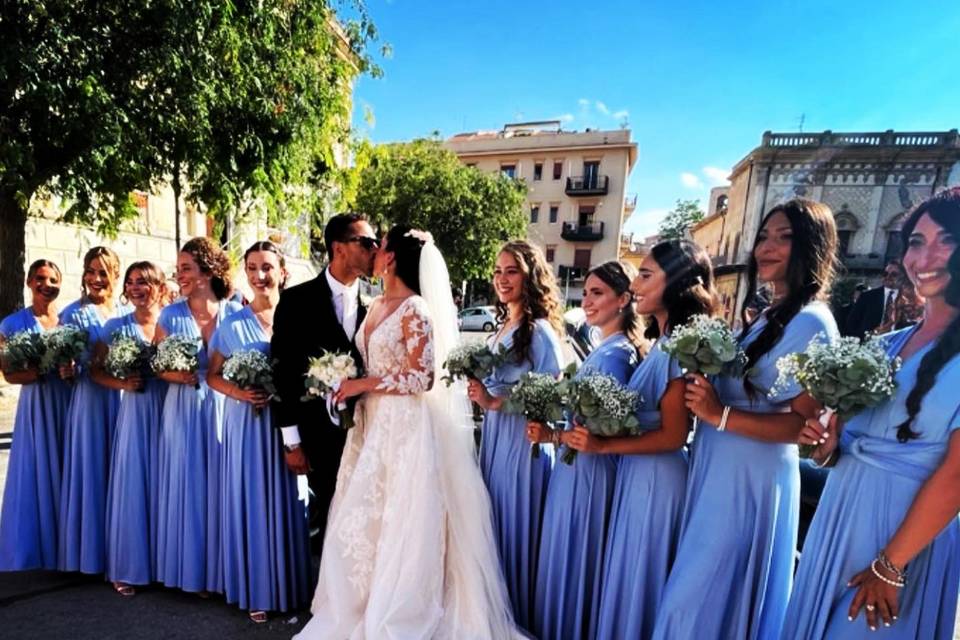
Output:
top-left (295, 245), bottom-right (518, 640)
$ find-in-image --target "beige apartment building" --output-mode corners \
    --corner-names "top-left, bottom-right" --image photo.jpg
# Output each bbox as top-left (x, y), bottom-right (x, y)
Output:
top-left (691, 129), bottom-right (960, 322)
top-left (445, 121), bottom-right (637, 304)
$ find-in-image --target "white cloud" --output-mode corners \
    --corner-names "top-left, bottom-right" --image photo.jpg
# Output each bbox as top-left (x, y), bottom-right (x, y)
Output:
top-left (681, 172), bottom-right (703, 189)
top-left (595, 101), bottom-right (610, 115)
top-left (703, 166), bottom-right (730, 185)
top-left (554, 113), bottom-right (575, 123)
top-left (577, 98), bottom-right (591, 108)
top-left (613, 109), bottom-right (629, 119)
top-left (624, 208), bottom-right (670, 239)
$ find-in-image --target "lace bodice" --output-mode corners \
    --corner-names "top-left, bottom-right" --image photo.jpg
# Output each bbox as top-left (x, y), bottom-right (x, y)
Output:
top-left (358, 296), bottom-right (435, 395)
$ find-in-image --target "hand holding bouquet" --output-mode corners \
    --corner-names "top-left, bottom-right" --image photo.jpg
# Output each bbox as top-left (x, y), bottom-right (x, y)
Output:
top-left (104, 334), bottom-right (155, 391)
top-left (562, 373), bottom-right (640, 464)
top-left (152, 334), bottom-right (201, 389)
top-left (660, 314), bottom-right (745, 375)
top-left (502, 372), bottom-right (567, 458)
top-left (772, 333), bottom-right (900, 456)
top-left (41, 325), bottom-right (88, 380)
top-left (0, 331), bottom-right (47, 376)
top-left (442, 342), bottom-right (507, 386)
top-left (302, 350), bottom-right (359, 429)
top-left (223, 349), bottom-right (278, 416)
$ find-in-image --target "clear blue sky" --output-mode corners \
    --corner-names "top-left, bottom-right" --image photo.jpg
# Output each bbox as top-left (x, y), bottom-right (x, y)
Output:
top-left (351, 0), bottom-right (960, 238)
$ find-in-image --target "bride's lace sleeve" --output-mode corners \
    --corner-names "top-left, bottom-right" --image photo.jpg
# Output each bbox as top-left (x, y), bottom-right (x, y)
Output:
top-left (375, 298), bottom-right (435, 395)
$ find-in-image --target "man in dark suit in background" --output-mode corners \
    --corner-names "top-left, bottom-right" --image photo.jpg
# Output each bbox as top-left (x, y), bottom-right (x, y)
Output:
top-left (843, 260), bottom-right (905, 337)
top-left (835, 282), bottom-right (868, 335)
top-left (271, 213), bottom-right (378, 554)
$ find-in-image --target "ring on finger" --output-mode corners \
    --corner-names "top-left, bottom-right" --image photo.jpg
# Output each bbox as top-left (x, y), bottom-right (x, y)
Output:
top-left (865, 604), bottom-right (876, 612)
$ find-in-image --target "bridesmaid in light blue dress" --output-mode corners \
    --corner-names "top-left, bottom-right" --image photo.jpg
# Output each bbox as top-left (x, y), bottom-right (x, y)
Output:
top-left (0, 260), bottom-right (71, 571)
top-left (155, 238), bottom-right (240, 594)
top-left (58, 246), bottom-right (124, 574)
top-left (208, 242), bottom-right (309, 623)
top-left (96, 262), bottom-right (169, 595)
top-left (572, 241), bottom-right (718, 640)
top-left (783, 187), bottom-right (960, 639)
top-left (466, 241), bottom-right (566, 631)
top-left (653, 199), bottom-right (840, 640)
top-left (529, 261), bottom-right (642, 640)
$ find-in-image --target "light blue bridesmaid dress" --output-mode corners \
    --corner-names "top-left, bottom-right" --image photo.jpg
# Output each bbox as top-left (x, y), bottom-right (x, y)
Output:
top-left (0, 309), bottom-right (72, 570)
top-left (534, 332), bottom-right (638, 640)
top-left (596, 335), bottom-right (688, 640)
top-left (478, 319), bottom-right (564, 630)
top-left (57, 299), bottom-right (122, 574)
top-left (104, 312), bottom-right (167, 585)
top-left (782, 326), bottom-right (960, 639)
top-left (155, 298), bottom-right (240, 593)
top-left (652, 302), bottom-right (838, 640)
top-left (211, 306), bottom-right (310, 613)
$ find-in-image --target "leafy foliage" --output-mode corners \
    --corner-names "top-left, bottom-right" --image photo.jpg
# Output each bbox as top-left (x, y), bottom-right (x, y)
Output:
top-left (352, 139), bottom-right (528, 284)
top-left (658, 198), bottom-right (706, 240)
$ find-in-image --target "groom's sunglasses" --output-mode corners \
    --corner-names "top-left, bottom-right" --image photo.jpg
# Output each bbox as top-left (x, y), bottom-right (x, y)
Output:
top-left (344, 236), bottom-right (380, 250)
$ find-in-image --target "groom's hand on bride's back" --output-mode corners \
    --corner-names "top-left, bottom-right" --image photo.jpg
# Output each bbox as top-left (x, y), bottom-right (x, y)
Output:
top-left (284, 445), bottom-right (311, 475)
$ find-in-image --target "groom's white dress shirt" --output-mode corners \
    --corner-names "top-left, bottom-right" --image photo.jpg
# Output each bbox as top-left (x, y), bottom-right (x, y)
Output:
top-left (281, 270), bottom-right (360, 447)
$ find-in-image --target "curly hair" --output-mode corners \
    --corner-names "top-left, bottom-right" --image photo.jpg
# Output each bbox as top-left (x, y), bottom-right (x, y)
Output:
top-left (644, 239), bottom-right (720, 340)
top-left (739, 198), bottom-right (838, 393)
top-left (587, 260), bottom-right (647, 354)
top-left (180, 237), bottom-right (232, 300)
top-left (81, 246), bottom-right (121, 302)
top-left (494, 241), bottom-right (564, 364)
top-left (121, 261), bottom-right (169, 309)
top-left (894, 186), bottom-right (960, 442)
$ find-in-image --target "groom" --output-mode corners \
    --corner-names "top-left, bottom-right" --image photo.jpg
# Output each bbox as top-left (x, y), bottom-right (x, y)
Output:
top-left (272, 213), bottom-right (378, 555)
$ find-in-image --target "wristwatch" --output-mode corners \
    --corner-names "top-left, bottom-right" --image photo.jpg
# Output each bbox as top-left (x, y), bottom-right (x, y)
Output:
top-left (283, 443), bottom-right (301, 453)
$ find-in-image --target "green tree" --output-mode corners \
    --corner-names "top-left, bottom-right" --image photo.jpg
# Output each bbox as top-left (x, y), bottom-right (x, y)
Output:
top-left (352, 139), bottom-right (527, 285)
top-left (0, 0), bottom-right (379, 316)
top-left (658, 198), bottom-right (706, 240)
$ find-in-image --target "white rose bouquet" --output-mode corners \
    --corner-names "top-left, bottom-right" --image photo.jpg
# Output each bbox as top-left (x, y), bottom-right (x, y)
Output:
top-left (223, 349), bottom-right (277, 417)
top-left (0, 331), bottom-right (47, 375)
top-left (40, 325), bottom-right (89, 377)
top-left (302, 350), bottom-right (359, 429)
top-left (442, 342), bottom-right (507, 386)
top-left (104, 334), bottom-right (155, 392)
top-left (502, 371), bottom-right (568, 458)
top-left (152, 334), bottom-right (201, 389)
top-left (562, 372), bottom-right (641, 465)
top-left (660, 314), bottom-right (745, 375)
top-left (772, 332), bottom-right (900, 456)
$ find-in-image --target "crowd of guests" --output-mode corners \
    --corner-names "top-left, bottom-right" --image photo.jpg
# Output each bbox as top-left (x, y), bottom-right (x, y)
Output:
top-left (0, 187), bottom-right (959, 639)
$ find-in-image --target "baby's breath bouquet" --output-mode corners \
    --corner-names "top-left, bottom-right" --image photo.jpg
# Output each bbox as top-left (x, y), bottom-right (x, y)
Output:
top-left (562, 372), bottom-right (641, 465)
top-left (223, 349), bottom-right (277, 417)
top-left (772, 332), bottom-right (900, 456)
top-left (442, 342), bottom-right (507, 386)
top-left (302, 350), bottom-right (359, 429)
top-left (104, 334), bottom-right (155, 391)
top-left (1, 331), bottom-right (47, 375)
top-left (502, 372), bottom-right (567, 458)
top-left (660, 314), bottom-right (745, 375)
top-left (40, 325), bottom-right (88, 375)
top-left (152, 334), bottom-right (201, 389)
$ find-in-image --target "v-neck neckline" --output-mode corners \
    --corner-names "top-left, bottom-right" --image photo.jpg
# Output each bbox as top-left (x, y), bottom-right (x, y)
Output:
top-left (363, 296), bottom-right (413, 356)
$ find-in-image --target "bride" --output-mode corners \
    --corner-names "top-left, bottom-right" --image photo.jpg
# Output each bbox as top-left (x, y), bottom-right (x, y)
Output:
top-left (294, 225), bottom-right (519, 639)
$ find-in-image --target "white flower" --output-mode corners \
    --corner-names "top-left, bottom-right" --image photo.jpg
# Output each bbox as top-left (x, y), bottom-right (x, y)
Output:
top-left (404, 229), bottom-right (434, 244)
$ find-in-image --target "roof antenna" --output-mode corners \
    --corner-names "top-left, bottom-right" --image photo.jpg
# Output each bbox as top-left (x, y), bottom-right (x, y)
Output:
top-left (797, 113), bottom-right (806, 133)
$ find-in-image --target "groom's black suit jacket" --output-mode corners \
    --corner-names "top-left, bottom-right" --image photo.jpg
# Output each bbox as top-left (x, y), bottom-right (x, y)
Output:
top-left (271, 269), bottom-right (366, 548)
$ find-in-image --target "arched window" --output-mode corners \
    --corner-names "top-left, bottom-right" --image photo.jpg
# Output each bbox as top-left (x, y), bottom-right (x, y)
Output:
top-left (716, 194), bottom-right (729, 214)
top-left (834, 205), bottom-right (860, 257)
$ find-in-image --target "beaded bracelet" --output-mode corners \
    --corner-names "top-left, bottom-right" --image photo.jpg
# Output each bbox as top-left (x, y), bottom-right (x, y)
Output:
top-left (812, 449), bottom-right (838, 469)
top-left (718, 406), bottom-right (731, 432)
top-left (871, 559), bottom-right (906, 588)
top-left (878, 551), bottom-right (908, 582)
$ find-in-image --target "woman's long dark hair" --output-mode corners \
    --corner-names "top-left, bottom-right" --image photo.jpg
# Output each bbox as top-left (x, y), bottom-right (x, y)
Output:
top-left (739, 199), bottom-right (838, 390)
top-left (385, 225), bottom-right (425, 295)
top-left (894, 187), bottom-right (960, 442)
top-left (644, 239), bottom-right (720, 340)
top-left (587, 260), bottom-right (646, 354)
top-left (244, 240), bottom-right (289, 290)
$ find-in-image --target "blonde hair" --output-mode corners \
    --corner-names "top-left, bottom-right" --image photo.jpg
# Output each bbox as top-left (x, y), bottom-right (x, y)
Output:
top-left (81, 246), bottom-right (121, 301)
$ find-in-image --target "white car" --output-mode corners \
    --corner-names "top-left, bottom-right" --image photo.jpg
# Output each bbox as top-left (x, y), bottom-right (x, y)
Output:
top-left (458, 306), bottom-right (497, 332)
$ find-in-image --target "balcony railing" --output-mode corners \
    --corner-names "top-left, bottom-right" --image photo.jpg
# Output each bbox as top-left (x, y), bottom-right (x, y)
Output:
top-left (561, 221), bottom-right (605, 241)
top-left (761, 129), bottom-right (960, 149)
top-left (558, 265), bottom-right (588, 282)
top-left (565, 175), bottom-right (609, 195)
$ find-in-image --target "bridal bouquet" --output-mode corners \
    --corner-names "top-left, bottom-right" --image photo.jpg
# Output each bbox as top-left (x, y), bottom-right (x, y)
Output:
top-left (442, 342), bottom-right (507, 386)
top-left (502, 371), bottom-right (568, 458)
top-left (152, 334), bottom-right (201, 389)
top-left (40, 325), bottom-right (88, 376)
top-left (660, 314), bottom-right (745, 375)
top-left (302, 350), bottom-right (359, 429)
top-left (223, 349), bottom-right (278, 416)
top-left (772, 332), bottom-right (900, 456)
top-left (0, 331), bottom-right (47, 374)
top-left (562, 372), bottom-right (641, 465)
top-left (104, 334), bottom-right (155, 391)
